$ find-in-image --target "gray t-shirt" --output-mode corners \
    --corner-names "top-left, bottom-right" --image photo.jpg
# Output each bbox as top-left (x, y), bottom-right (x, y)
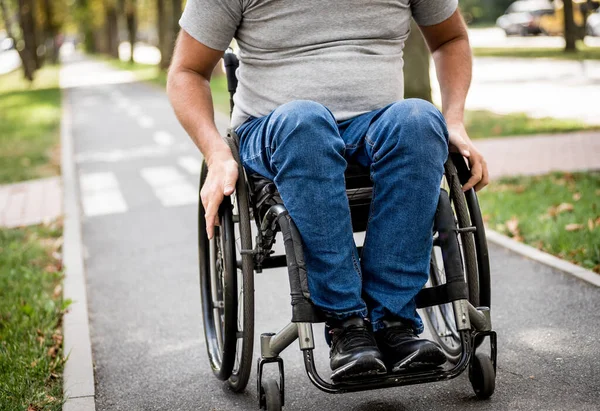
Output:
top-left (180, 0), bottom-right (458, 129)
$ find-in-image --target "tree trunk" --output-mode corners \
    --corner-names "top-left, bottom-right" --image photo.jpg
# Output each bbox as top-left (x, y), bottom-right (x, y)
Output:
top-left (126, 5), bottom-right (137, 64)
top-left (17, 0), bottom-right (40, 71)
top-left (0, 0), bottom-right (35, 80)
top-left (403, 20), bottom-right (432, 102)
top-left (41, 0), bottom-right (60, 64)
top-left (172, 0), bottom-right (182, 38)
top-left (105, 4), bottom-right (120, 58)
top-left (564, 0), bottom-right (577, 51)
top-left (76, 0), bottom-right (96, 53)
top-left (157, 0), bottom-right (175, 70)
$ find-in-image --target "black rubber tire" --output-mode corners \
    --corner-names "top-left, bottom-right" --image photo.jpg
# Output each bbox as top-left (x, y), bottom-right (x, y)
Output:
top-left (425, 155), bottom-right (487, 360)
top-left (445, 158), bottom-right (479, 307)
top-left (227, 166), bottom-right (255, 393)
top-left (469, 352), bottom-right (496, 399)
top-left (261, 378), bottom-right (282, 411)
top-left (199, 161), bottom-right (238, 380)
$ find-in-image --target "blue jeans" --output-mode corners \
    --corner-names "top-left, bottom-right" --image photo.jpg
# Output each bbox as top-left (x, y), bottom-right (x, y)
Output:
top-left (236, 99), bottom-right (448, 333)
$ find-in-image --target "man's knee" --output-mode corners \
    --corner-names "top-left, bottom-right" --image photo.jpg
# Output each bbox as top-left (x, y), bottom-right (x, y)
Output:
top-left (269, 100), bottom-right (341, 152)
top-left (378, 99), bottom-right (448, 160)
top-left (269, 100), bottom-right (336, 132)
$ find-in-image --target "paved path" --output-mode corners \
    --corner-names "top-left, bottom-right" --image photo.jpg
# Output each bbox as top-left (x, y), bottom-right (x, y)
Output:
top-left (0, 177), bottom-right (62, 228)
top-left (476, 131), bottom-right (600, 179)
top-left (62, 55), bottom-right (600, 411)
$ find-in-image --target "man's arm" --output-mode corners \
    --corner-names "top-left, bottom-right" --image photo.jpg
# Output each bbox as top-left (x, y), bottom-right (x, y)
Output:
top-left (167, 30), bottom-right (238, 238)
top-left (419, 11), bottom-right (489, 192)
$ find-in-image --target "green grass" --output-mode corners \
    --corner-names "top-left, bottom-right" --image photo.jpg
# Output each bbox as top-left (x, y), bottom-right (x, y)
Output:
top-left (478, 171), bottom-right (600, 273)
top-left (0, 66), bottom-right (62, 184)
top-left (0, 222), bottom-right (67, 410)
top-left (465, 110), bottom-right (599, 139)
top-left (473, 45), bottom-right (600, 60)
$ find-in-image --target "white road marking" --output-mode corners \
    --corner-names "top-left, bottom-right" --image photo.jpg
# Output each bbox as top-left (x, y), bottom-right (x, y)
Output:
top-left (75, 143), bottom-right (192, 163)
top-left (140, 167), bottom-right (197, 207)
top-left (153, 130), bottom-right (174, 146)
top-left (138, 115), bottom-right (155, 129)
top-left (177, 156), bottom-right (202, 175)
top-left (116, 99), bottom-right (130, 110)
top-left (79, 172), bottom-right (128, 217)
top-left (126, 104), bottom-right (142, 116)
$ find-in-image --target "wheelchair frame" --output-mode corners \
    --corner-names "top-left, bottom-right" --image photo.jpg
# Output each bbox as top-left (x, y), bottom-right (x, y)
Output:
top-left (197, 51), bottom-right (497, 410)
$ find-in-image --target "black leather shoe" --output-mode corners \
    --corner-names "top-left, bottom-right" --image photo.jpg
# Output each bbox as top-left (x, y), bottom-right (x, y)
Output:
top-left (328, 317), bottom-right (387, 382)
top-left (375, 319), bottom-right (446, 373)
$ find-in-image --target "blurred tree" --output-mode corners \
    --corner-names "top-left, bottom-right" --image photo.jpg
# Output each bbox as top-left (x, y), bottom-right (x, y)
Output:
top-left (403, 20), bottom-right (431, 102)
top-left (157, 0), bottom-right (182, 69)
top-left (0, 0), bottom-right (37, 80)
top-left (459, 0), bottom-right (513, 24)
top-left (104, 0), bottom-right (119, 58)
top-left (39, 0), bottom-right (61, 63)
top-left (563, 0), bottom-right (577, 51)
top-left (119, 0), bottom-right (137, 63)
top-left (75, 0), bottom-right (97, 52)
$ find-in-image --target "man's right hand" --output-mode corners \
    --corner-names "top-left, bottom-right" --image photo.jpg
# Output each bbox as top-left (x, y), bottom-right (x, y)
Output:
top-left (200, 148), bottom-right (239, 239)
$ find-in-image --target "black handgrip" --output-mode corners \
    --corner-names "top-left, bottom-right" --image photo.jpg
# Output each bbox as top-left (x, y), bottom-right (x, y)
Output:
top-left (223, 52), bottom-right (239, 94)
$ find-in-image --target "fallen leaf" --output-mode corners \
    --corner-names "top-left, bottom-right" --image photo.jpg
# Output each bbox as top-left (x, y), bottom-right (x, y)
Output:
top-left (556, 203), bottom-right (574, 214)
top-left (31, 361), bottom-right (37, 368)
top-left (48, 346), bottom-right (58, 358)
top-left (52, 333), bottom-right (63, 345)
top-left (506, 217), bottom-right (520, 237)
top-left (565, 223), bottom-right (584, 232)
top-left (52, 285), bottom-right (62, 299)
top-left (573, 193), bottom-right (581, 201)
top-left (514, 185), bottom-right (526, 194)
top-left (27, 405), bottom-right (38, 411)
top-left (589, 219), bottom-right (595, 231)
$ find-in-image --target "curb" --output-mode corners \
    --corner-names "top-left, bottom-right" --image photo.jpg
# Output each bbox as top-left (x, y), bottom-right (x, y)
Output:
top-left (60, 85), bottom-right (97, 410)
top-left (486, 229), bottom-right (600, 288)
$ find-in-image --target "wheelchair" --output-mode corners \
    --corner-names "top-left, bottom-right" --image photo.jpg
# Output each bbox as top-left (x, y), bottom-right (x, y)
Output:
top-left (197, 52), bottom-right (497, 410)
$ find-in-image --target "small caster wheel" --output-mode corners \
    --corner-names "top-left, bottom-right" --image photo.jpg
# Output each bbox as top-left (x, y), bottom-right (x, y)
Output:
top-left (469, 352), bottom-right (496, 399)
top-left (260, 378), bottom-right (282, 410)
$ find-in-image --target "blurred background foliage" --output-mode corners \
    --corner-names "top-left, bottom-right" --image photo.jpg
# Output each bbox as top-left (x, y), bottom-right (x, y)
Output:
top-left (460, 0), bottom-right (515, 24)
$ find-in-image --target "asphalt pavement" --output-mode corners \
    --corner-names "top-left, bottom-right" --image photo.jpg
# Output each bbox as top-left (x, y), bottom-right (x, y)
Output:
top-left (63, 55), bottom-right (600, 411)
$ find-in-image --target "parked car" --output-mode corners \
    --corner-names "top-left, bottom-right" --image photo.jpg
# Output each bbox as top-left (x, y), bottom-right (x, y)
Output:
top-left (587, 8), bottom-right (600, 36)
top-left (496, 0), bottom-right (555, 35)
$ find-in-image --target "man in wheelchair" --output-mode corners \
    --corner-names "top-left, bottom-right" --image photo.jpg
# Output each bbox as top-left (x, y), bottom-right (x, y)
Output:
top-left (168, 0), bottom-right (488, 383)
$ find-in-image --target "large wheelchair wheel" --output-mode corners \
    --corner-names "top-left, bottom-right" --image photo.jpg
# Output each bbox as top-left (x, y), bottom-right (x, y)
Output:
top-left (424, 154), bottom-right (491, 362)
top-left (198, 160), bottom-right (255, 391)
top-left (227, 164), bottom-right (255, 392)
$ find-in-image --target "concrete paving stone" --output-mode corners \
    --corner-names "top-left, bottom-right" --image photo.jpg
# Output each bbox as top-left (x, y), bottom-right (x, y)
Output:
top-left (476, 132), bottom-right (600, 179)
top-left (3, 189), bottom-right (26, 228)
top-left (63, 396), bottom-right (96, 411)
top-left (21, 180), bottom-right (44, 226)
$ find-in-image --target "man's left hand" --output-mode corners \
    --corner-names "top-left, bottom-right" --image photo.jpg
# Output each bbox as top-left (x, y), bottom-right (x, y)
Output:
top-left (446, 122), bottom-right (489, 192)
